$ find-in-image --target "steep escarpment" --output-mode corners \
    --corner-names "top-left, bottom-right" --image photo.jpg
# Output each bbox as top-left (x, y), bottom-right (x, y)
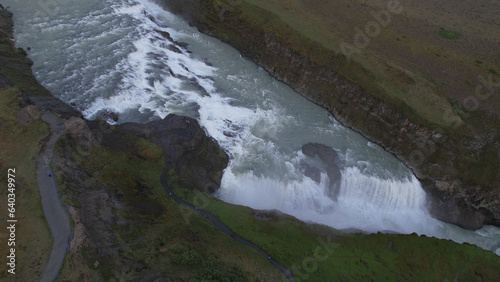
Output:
top-left (118, 115), bottom-right (229, 193)
top-left (161, 0), bottom-right (500, 230)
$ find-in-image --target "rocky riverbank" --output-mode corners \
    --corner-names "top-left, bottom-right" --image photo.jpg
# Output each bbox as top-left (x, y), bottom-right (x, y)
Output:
top-left (160, 0), bottom-right (500, 230)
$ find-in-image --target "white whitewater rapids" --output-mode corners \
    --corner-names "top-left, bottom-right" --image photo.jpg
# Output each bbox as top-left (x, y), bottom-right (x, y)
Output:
top-left (6, 0), bottom-right (500, 254)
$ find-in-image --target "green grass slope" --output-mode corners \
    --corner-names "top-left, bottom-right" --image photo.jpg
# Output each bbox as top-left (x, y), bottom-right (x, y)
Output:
top-left (168, 170), bottom-right (500, 281)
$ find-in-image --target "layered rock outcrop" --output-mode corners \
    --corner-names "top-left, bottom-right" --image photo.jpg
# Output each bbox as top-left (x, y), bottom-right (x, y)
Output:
top-left (119, 115), bottom-right (229, 193)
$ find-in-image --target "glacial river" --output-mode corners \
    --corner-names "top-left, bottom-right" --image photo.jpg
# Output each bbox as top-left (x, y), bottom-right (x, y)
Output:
top-left (5, 0), bottom-right (500, 254)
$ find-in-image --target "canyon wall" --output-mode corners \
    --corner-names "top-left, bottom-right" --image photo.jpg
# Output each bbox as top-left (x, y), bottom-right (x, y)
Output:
top-left (161, 0), bottom-right (500, 229)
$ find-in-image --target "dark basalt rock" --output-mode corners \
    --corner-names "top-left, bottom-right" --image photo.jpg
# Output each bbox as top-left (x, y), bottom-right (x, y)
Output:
top-left (0, 72), bottom-right (11, 88)
top-left (301, 143), bottom-right (342, 200)
top-left (176, 41), bottom-right (189, 49)
top-left (64, 117), bottom-right (93, 150)
top-left (22, 95), bottom-right (83, 119)
top-left (156, 29), bottom-right (173, 41)
top-left (95, 109), bottom-right (119, 123)
top-left (302, 142), bottom-right (339, 167)
top-left (166, 44), bottom-right (183, 53)
top-left (119, 115), bottom-right (229, 193)
top-left (0, 5), bottom-right (13, 34)
top-left (431, 197), bottom-right (486, 230)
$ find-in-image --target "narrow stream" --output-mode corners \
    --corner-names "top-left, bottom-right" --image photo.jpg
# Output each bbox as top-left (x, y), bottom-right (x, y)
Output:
top-left (5, 0), bottom-right (500, 254)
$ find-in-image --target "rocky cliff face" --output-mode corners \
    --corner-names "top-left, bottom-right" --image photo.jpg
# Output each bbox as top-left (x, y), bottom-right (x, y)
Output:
top-left (118, 115), bottom-right (229, 193)
top-left (161, 0), bottom-right (500, 230)
top-left (301, 143), bottom-right (342, 201)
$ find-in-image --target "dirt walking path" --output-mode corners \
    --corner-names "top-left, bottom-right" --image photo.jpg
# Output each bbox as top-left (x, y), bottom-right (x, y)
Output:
top-left (160, 170), bottom-right (296, 282)
top-left (37, 113), bottom-right (71, 282)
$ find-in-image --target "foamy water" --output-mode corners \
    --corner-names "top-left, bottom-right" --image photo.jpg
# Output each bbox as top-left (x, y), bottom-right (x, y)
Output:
top-left (5, 0), bottom-right (500, 254)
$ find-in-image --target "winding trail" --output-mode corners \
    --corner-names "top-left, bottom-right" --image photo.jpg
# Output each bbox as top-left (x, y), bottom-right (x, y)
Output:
top-left (37, 113), bottom-right (71, 282)
top-left (160, 170), bottom-right (296, 282)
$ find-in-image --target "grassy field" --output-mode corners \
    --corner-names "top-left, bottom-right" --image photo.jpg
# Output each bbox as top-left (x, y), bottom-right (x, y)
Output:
top-left (0, 88), bottom-right (52, 281)
top-left (168, 170), bottom-right (500, 281)
top-left (243, 0), bottom-right (500, 129)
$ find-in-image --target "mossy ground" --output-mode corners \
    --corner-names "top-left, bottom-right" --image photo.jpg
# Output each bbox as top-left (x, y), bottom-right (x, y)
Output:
top-left (168, 170), bottom-right (500, 281)
top-left (439, 29), bottom-right (461, 40)
top-left (0, 88), bottom-right (52, 281)
top-left (0, 43), bottom-right (52, 97)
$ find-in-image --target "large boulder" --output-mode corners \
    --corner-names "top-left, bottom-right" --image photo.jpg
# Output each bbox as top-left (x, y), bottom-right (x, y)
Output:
top-left (64, 117), bottom-right (93, 150)
top-left (301, 143), bottom-right (342, 200)
top-left (16, 105), bottom-right (39, 125)
top-left (25, 95), bottom-right (82, 119)
top-left (119, 114), bottom-right (229, 193)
